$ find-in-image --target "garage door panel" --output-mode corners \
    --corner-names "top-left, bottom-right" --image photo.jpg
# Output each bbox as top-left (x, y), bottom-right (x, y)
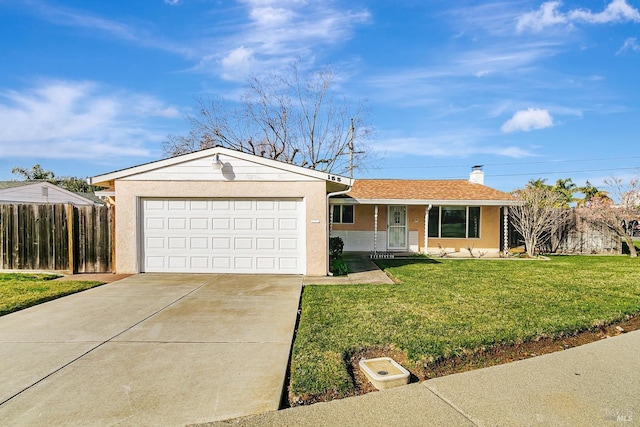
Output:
top-left (234, 238), bottom-right (253, 250)
top-left (168, 237), bottom-right (187, 249)
top-left (168, 257), bottom-right (187, 268)
top-left (279, 258), bottom-right (298, 270)
top-left (212, 237), bottom-right (231, 249)
top-left (213, 257), bottom-right (231, 269)
top-left (256, 238), bottom-right (275, 250)
top-left (190, 218), bottom-right (208, 230)
top-left (146, 237), bottom-right (165, 249)
top-left (234, 258), bottom-right (253, 270)
top-left (279, 238), bottom-right (297, 250)
top-left (168, 200), bottom-right (187, 210)
top-left (190, 200), bottom-right (208, 210)
top-left (142, 198), bottom-right (304, 274)
top-left (168, 218), bottom-right (186, 229)
top-left (256, 218), bottom-right (275, 230)
top-left (278, 218), bottom-right (298, 230)
top-left (212, 218), bottom-right (230, 230)
top-left (146, 218), bottom-right (164, 229)
top-left (233, 218), bottom-right (252, 230)
top-left (147, 257), bottom-right (165, 268)
top-left (234, 200), bottom-right (252, 210)
top-left (190, 257), bottom-right (209, 269)
top-left (190, 237), bottom-right (208, 249)
top-left (256, 200), bottom-right (275, 210)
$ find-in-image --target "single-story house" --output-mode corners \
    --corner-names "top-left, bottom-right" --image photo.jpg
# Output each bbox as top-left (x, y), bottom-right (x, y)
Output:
top-left (329, 168), bottom-right (515, 257)
top-left (88, 147), bottom-right (514, 276)
top-left (0, 181), bottom-right (100, 206)
top-left (88, 147), bottom-right (353, 276)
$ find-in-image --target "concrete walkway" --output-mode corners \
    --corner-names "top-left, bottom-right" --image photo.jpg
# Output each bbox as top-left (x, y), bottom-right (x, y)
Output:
top-left (0, 274), bottom-right (302, 426)
top-left (199, 330), bottom-right (640, 426)
top-left (305, 253), bottom-right (394, 285)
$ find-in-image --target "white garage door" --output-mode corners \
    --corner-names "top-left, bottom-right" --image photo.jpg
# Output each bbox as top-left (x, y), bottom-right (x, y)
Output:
top-left (141, 198), bottom-right (305, 274)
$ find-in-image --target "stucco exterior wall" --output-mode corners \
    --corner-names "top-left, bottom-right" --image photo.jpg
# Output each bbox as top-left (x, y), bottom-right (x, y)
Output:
top-left (333, 204), bottom-right (503, 253)
top-left (114, 180), bottom-right (328, 275)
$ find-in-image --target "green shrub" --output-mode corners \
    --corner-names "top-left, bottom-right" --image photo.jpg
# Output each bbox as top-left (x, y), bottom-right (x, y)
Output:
top-left (330, 257), bottom-right (349, 276)
top-left (329, 236), bottom-right (344, 258)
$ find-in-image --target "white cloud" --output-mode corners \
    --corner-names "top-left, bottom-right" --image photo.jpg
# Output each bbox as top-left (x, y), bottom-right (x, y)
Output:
top-left (0, 80), bottom-right (180, 160)
top-left (220, 46), bottom-right (256, 79)
top-left (27, 2), bottom-right (195, 57)
top-left (516, 1), bottom-right (567, 33)
top-left (164, 0), bottom-right (181, 5)
top-left (213, 1), bottom-right (371, 80)
top-left (569, 0), bottom-right (640, 24)
top-left (501, 108), bottom-right (554, 133)
top-left (517, 0), bottom-right (640, 33)
top-left (368, 126), bottom-right (535, 159)
top-left (617, 37), bottom-right (640, 55)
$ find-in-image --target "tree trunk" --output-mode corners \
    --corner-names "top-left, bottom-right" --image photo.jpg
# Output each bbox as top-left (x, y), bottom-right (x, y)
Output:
top-left (623, 234), bottom-right (637, 258)
top-left (526, 236), bottom-right (536, 257)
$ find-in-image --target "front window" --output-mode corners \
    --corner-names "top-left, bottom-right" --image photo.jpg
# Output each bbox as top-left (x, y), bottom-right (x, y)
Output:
top-left (332, 205), bottom-right (354, 224)
top-left (428, 206), bottom-right (481, 238)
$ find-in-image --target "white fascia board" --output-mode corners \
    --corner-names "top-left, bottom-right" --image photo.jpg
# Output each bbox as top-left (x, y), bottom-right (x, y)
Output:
top-left (88, 146), bottom-right (353, 187)
top-left (330, 198), bottom-right (517, 206)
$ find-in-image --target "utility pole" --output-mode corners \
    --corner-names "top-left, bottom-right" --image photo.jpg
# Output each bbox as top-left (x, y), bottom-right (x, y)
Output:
top-left (348, 118), bottom-right (364, 179)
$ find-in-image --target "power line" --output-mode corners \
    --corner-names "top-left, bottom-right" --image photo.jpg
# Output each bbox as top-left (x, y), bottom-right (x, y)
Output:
top-left (375, 156), bottom-right (640, 170)
top-left (426, 166), bottom-right (640, 180)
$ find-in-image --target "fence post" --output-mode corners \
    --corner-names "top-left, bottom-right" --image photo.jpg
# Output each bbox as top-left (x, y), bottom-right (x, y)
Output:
top-left (66, 204), bottom-right (75, 274)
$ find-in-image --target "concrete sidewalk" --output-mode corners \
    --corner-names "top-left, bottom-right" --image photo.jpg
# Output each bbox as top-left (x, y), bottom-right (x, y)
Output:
top-left (200, 330), bottom-right (640, 426)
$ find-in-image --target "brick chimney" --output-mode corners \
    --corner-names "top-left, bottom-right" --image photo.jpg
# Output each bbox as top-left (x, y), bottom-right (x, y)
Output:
top-left (469, 165), bottom-right (484, 185)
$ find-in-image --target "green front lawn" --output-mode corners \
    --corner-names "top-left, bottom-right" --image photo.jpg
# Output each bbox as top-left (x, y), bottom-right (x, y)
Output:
top-left (0, 273), bottom-right (105, 316)
top-left (290, 256), bottom-right (640, 401)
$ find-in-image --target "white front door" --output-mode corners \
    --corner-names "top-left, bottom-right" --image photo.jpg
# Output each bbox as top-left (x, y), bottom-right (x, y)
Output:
top-left (141, 198), bottom-right (305, 274)
top-left (387, 205), bottom-right (407, 250)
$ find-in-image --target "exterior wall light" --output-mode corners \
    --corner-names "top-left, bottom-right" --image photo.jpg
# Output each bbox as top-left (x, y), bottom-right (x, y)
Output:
top-left (212, 154), bottom-right (223, 170)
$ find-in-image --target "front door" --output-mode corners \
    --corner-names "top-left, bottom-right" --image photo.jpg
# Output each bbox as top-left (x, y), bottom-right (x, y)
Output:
top-left (387, 205), bottom-right (407, 250)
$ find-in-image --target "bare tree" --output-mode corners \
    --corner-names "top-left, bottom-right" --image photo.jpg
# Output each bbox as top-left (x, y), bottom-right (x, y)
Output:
top-left (164, 63), bottom-right (373, 175)
top-left (578, 176), bottom-right (639, 258)
top-left (510, 186), bottom-right (569, 257)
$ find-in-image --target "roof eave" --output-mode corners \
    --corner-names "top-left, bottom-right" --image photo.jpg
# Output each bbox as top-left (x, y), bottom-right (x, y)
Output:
top-left (331, 198), bottom-right (517, 206)
top-left (88, 147), bottom-right (353, 186)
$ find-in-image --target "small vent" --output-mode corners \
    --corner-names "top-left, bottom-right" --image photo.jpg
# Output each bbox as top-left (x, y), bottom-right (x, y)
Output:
top-left (41, 186), bottom-right (49, 198)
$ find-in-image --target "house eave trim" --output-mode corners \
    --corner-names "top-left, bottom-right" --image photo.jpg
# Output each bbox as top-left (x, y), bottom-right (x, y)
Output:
top-left (88, 147), bottom-right (353, 187)
top-left (330, 198), bottom-right (517, 206)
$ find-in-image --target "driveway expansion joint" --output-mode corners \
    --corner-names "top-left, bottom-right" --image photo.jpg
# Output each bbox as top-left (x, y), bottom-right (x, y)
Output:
top-left (1, 279), bottom-right (212, 407)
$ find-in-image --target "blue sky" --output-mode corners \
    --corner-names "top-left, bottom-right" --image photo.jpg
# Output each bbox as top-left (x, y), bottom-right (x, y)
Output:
top-left (1, 0), bottom-right (639, 192)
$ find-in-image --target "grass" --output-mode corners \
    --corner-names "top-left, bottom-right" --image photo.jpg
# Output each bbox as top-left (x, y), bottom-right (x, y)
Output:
top-left (0, 273), bottom-right (105, 316)
top-left (289, 256), bottom-right (640, 401)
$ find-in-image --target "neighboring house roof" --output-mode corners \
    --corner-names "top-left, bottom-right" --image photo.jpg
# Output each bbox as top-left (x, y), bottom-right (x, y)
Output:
top-left (0, 181), bottom-right (34, 190)
top-left (0, 181), bottom-right (101, 206)
top-left (335, 179), bottom-right (515, 206)
top-left (88, 146), bottom-right (353, 188)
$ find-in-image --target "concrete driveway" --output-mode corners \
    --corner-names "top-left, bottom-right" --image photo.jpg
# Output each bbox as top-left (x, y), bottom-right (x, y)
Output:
top-left (0, 274), bottom-right (303, 426)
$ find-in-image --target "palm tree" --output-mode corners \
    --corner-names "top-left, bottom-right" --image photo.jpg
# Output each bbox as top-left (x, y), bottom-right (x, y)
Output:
top-left (552, 178), bottom-right (577, 208)
top-left (526, 178), bottom-right (551, 190)
top-left (576, 181), bottom-right (610, 207)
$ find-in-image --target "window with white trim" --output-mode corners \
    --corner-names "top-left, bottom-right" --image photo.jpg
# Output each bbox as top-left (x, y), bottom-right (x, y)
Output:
top-left (428, 206), bottom-right (480, 238)
top-left (332, 205), bottom-right (354, 224)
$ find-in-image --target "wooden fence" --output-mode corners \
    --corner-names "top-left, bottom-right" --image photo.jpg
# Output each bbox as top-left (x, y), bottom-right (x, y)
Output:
top-left (0, 204), bottom-right (113, 273)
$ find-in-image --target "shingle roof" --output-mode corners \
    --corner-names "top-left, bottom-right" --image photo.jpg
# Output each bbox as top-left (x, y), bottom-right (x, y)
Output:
top-left (0, 181), bottom-right (34, 190)
top-left (344, 179), bottom-right (514, 203)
